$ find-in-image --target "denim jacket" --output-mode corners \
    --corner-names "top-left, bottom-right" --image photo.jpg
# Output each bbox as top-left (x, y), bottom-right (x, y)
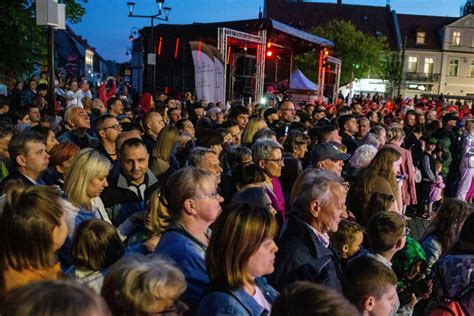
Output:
top-left (196, 277), bottom-right (278, 316)
top-left (155, 224), bottom-right (210, 313)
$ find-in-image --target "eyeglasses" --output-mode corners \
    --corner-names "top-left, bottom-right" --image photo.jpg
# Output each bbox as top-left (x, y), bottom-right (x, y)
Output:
top-left (266, 157), bottom-right (284, 164)
top-left (193, 191), bottom-right (221, 200)
top-left (102, 124), bottom-right (122, 131)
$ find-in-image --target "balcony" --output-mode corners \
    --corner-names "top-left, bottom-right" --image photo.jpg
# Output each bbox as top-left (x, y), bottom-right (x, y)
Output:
top-left (405, 72), bottom-right (440, 82)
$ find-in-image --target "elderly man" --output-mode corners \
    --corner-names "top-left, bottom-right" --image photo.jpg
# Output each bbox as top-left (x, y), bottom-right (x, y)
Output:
top-left (252, 137), bottom-right (286, 224)
top-left (58, 106), bottom-right (97, 149)
top-left (270, 169), bottom-right (346, 292)
top-left (310, 142), bottom-right (350, 177)
top-left (188, 146), bottom-right (223, 184)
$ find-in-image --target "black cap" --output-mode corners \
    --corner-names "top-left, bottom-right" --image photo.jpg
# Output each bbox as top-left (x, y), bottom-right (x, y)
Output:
top-left (264, 108), bottom-right (278, 119)
top-left (311, 142), bottom-right (351, 164)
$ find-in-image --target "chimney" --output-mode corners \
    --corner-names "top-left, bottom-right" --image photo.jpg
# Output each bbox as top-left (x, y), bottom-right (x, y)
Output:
top-left (337, 0), bottom-right (342, 4)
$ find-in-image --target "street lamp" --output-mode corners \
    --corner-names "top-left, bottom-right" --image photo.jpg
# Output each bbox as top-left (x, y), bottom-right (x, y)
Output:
top-left (126, 0), bottom-right (171, 94)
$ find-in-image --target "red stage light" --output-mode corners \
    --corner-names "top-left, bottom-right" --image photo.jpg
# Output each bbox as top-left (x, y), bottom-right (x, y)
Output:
top-left (266, 50), bottom-right (273, 57)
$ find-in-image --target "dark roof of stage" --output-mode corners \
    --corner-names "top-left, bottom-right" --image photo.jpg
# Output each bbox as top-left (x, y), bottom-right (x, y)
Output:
top-left (142, 18), bottom-right (333, 53)
top-left (264, 0), bottom-right (400, 50)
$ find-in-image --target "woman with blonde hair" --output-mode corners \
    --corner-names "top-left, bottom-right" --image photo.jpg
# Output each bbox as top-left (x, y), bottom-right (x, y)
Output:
top-left (155, 166), bottom-right (224, 313)
top-left (63, 148), bottom-right (112, 237)
top-left (197, 203), bottom-right (279, 315)
top-left (0, 183), bottom-right (68, 293)
top-left (150, 125), bottom-right (180, 181)
top-left (101, 255), bottom-right (187, 316)
top-left (347, 147), bottom-right (403, 219)
top-left (384, 126), bottom-right (417, 212)
top-left (241, 117), bottom-right (267, 147)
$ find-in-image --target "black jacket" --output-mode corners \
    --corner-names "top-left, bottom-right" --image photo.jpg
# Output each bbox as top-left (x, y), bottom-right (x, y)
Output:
top-left (100, 169), bottom-right (161, 226)
top-left (0, 169), bottom-right (38, 193)
top-left (339, 131), bottom-right (358, 155)
top-left (269, 214), bottom-right (343, 293)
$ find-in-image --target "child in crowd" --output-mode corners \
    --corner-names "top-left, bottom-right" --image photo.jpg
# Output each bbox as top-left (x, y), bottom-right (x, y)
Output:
top-left (330, 220), bottom-right (365, 267)
top-left (66, 219), bottom-right (125, 294)
top-left (428, 161), bottom-right (445, 213)
top-left (343, 256), bottom-right (398, 316)
top-left (363, 193), bottom-right (397, 226)
top-left (272, 281), bottom-right (360, 316)
top-left (417, 137), bottom-right (437, 218)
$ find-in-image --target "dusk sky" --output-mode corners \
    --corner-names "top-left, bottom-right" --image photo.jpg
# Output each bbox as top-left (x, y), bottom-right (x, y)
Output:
top-left (72, 0), bottom-right (465, 63)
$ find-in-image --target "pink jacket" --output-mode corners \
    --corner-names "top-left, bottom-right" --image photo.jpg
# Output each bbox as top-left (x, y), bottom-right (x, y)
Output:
top-left (384, 143), bottom-right (418, 205)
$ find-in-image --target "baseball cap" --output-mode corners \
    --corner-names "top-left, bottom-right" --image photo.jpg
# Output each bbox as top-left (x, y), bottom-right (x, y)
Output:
top-left (264, 108), bottom-right (278, 120)
top-left (311, 142), bottom-right (351, 164)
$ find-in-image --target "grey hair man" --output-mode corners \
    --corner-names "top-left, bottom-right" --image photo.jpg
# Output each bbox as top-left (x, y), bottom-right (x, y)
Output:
top-left (270, 169), bottom-right (346, 293)
top-left (188, 146), bottom-right (223, 184)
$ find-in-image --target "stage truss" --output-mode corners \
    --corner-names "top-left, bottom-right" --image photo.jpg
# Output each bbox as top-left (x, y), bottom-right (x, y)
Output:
top-left (218, 27), bottom-right (267, 102)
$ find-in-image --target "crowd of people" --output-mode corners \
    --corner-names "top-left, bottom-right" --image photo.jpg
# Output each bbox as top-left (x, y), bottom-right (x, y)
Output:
top-left (0, 75), bottom-right (473, 316)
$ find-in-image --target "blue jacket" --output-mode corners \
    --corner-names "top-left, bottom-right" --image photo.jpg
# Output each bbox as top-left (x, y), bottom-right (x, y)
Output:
top-left (269, 214), bottom-right (342, 293)
top-left (196, 277), bottom-right (278, 316)
top-left (155, 224), bottom-right (210, 313)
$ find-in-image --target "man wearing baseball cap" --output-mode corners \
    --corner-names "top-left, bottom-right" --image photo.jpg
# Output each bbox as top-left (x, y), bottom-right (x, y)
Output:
top-left (310, 142), bottom-right (350, 177)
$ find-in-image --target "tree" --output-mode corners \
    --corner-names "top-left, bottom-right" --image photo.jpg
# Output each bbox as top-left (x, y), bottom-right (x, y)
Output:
top-left (294, 20), bottom-right (388, 86)
top-left (0, 0), bottom-right (88, 77)
top-left (379, 51), bottom-right (403, 97)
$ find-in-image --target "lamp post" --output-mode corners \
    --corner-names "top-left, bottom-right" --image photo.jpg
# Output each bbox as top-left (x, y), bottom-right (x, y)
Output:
top-left (126, 0), bottom-right (171, 95)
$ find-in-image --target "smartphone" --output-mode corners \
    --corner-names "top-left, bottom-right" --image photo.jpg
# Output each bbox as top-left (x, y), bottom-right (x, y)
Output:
top-left (284, 125), bottom-right (290, 136)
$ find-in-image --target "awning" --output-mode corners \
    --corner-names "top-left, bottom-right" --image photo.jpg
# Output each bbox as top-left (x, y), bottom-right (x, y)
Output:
top-left (269, 19), bottom-right (334, 47)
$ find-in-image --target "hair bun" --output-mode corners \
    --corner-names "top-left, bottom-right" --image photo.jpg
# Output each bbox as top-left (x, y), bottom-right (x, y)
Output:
top-left (3, 179), bottom-right (26, 209)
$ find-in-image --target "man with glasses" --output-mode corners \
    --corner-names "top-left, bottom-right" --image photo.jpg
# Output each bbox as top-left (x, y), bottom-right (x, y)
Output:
top-left (58, 106), bottom-right (97, 149)
top-left (188, 147), bottom-right (223, 184)
top-left (271, 100), bottom-right (296, 141)
top-left (95, 114), bottom-right (122, 162)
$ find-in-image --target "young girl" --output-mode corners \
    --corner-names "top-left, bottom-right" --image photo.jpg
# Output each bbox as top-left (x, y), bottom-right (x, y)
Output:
top-left (428, 161), bottom-right (445, 214)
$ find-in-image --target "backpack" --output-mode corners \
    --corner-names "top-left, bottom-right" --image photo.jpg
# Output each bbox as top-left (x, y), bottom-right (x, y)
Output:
top-left (429, 280), bottom-right (474, 316)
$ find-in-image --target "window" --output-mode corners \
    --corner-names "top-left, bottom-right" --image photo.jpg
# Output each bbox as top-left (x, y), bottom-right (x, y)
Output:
top-left (416, 32), bottom-right (426, 44)
top-left (407, 56), bottom-right (418, 73)
top-left (470, 60), bottom-right (474, 77)
top-left (424, 58), bottom-right (434, 74)
top-left (452, 31), bottom-right (461, 47)
top-left (448, 59), bottom-right (459, 76)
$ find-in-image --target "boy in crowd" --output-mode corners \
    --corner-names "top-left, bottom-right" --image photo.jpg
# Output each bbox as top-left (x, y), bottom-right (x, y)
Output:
top-left (330, 220), bottom-right (365, 267)
top-left (343, 256), bottom-right (398, 316)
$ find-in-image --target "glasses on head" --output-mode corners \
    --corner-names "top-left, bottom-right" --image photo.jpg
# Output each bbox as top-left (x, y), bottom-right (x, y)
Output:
top-left (193, 191), bottom-right (220, 200)
top-left (266, 157), bottom-right (284, 164)
top-left (102, 124), bottom-right (122, 131)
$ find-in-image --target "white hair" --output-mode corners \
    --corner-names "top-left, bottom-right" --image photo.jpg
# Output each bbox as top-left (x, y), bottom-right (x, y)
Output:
top-left (349, 145), bottom-right (378, 169)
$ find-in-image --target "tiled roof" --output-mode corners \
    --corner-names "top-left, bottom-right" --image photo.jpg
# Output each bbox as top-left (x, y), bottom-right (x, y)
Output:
top-left (397, 14), bottom-right (458, 50)
top-left (264, 0), bottom-right (399, 49)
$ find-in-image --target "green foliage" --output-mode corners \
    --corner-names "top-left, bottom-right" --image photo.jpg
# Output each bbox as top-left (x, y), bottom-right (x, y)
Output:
top-left (295, 20), bottom-right (388, 86)
top-left (380, 51), bottom-right (403, 97)
top-left (0, 0), bottom-right (87, 77)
